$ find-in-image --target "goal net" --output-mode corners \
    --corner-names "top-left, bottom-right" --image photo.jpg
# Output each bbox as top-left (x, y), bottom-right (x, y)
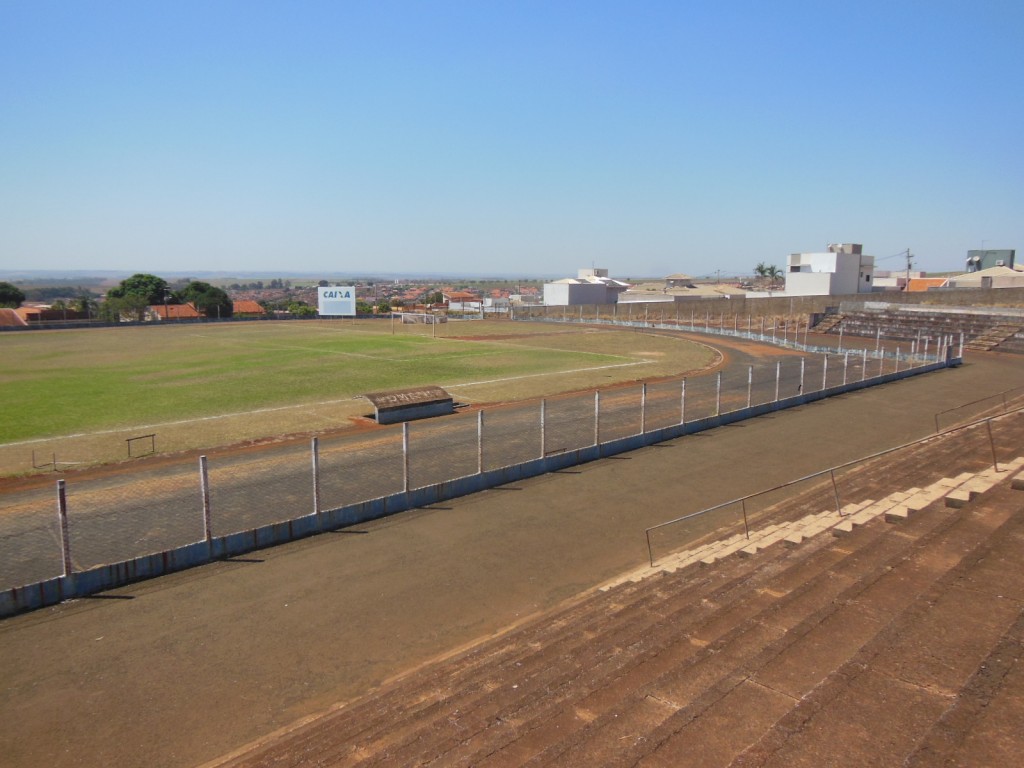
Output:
top-left (399, 312), bottom-right (447, 325)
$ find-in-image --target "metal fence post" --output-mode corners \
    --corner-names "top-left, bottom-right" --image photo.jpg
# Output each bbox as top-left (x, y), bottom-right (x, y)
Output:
top-left (843, 352), bottom-right (849, 385)
top-left (862, 349), bottom-right (868, 382)
top-left (402, 422), bottom-right (410, 493)
top-left (895, 346), bottom-right (901, 373)
top-left (774, 361), bottom-right (781, 402)
top-left (477, 411), bottom-right (484, 474)
top-left (680, 378), bottom-right (686, 425)
top-left (822, 354), bottom-right (828, 390)
top-left (747, 365), bottom-right (753, 408)
top-left (540, 399), bottom-right (546, 458)
top-left (200, 455), bottom-right (212, 541)
top-left (831, 469), bottom-right (842, 515)
top-left (715, 371), bottom-right (722, 416)
top-left (311, 438), bottom-right (321, 517)
top-left (594, 391), bottom-right (601, 448)
top-left (641, 383), bottom-right (647, 434)
top-left (800, 357), bottom-right (805, 394)
top-left (57, 479), bottom-right (72, 577)
top-left (838, 325), bottom-right (844, 353)
top-left (986, 419), bottom-right (999, 472)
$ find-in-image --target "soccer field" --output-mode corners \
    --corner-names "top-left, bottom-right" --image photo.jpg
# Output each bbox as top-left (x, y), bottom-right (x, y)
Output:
top-left (0, 319), bottom-right (718, 474)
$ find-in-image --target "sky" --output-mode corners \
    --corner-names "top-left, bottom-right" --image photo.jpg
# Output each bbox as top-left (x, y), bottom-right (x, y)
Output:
top-left (1, 1), bottom-right (1022, 278)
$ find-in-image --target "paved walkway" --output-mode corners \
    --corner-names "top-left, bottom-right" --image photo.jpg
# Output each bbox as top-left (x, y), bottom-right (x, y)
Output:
top-left (0, 352), bottom-right (1021, 768)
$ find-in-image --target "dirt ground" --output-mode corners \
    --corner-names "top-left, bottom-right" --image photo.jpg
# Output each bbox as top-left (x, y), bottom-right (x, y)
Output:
top-left (0, 343), bottom-right (1019, 768)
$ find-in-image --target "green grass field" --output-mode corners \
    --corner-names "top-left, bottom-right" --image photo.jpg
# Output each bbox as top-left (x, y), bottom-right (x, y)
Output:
top-left (0, 319), bottom-right (716, 447)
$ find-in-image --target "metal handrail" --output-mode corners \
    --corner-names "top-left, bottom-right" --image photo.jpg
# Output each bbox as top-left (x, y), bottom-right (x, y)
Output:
top-left (644, 404), bottom-right (1024, 567)
top-left (933, 384), bottom-right (1024, 433)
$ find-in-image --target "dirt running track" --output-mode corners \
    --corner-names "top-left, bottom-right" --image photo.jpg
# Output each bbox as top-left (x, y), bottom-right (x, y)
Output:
top-left (0, 349), bottom-right (1021, 768)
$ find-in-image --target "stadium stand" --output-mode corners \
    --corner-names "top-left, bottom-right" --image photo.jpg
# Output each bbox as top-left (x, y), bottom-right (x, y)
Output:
top-left (214, 416), bottom-right (1024, 767)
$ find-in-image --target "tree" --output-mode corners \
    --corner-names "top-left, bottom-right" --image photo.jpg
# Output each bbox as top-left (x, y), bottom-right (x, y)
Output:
top-left (355, 300), bottom-right (374, 315)
top-left (107, 274), bottom-right (169, 306)
top-left (179, 281), bottom-right (233, 318)
top-left (425, 291), bottom-right (444, 305)
top-left (766, 265), bottom-right (783, 288)
top-left (376, 298), bottom-right (393, 314)
top-left (288, 301), bottom-right (317, 317)
top-left (51, 299), bottom-right (68, 310)
top-left (754, 262), bottom-right (768, 283)
top-left (100, 293), bottom-right (150, 321)
top-left (0, 281), bottom-right (25, 308)
top-left (73, 294), bottom-right (98, 317)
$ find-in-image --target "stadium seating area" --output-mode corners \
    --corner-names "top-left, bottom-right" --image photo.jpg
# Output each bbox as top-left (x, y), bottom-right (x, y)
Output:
top-left (813, 305), bottom-right (1024, 354)
top-left (218, 415), bottom-right (1024, 767)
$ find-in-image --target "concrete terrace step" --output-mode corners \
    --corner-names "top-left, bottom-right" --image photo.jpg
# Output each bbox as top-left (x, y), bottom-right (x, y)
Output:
top-left (605, 460), bottom-right (1023, 591)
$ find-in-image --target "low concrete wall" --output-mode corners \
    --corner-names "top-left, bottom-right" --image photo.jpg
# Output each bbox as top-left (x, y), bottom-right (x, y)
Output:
top-left (0, 357), bottom-right (954, 619)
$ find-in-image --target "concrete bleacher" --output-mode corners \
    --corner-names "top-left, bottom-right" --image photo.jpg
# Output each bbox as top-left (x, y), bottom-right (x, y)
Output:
top-left (814, 304), bottom-right (1024, 354)
top-left (213, 431), bottom-right (1024, 765)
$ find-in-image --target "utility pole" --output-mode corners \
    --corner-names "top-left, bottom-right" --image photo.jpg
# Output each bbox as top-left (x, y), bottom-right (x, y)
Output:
top-left (905, 248), bottom-right (913, 290)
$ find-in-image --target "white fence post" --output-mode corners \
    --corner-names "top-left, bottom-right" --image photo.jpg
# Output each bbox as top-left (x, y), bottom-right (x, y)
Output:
top-left (680, 378), bottom-right (686, 424)
top-left (640, 383), bottom-right (647, 434)
top-left (716, 371), bottom-right (722, 415)
top-left (477, 411), bottom-right (484, 474)
top-left (200, 455), bottom-right (212, 541)
top-left (800, 357), bottom-right (806, 394)
top-left (862, 349), bottom-right (868, 381)
top-left (57, 479), bottom-right (72, 577)
top-left (747, 365), bottom-right (753, 408)
top-left (843, 352), bottom-right (849, 385)
top-left (594, 391), bottom-right (601, 447)
top-left (822, 354), bottom-right (828, 390)
top-left (540, 399), bottom-right (546, 458)
top-left (774, 361), bottom-right (781, 401)
top-left (311, 438), bottom-right (321, 517)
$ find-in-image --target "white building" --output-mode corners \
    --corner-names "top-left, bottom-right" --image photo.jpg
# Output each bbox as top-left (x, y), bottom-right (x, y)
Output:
top-left (784, 243), bottom-right (875, 296)
top-left (543, 268), bottom-right (630, 306)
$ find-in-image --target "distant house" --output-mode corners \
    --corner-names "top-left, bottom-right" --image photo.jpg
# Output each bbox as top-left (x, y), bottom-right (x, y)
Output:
top-left (905, 277), bottom-right (949, 292)
top-left (664, 273), bottom-right (696, 289)
top-left (232, 300), bottom-right (266, 317)
top-left (543, 268), bottom-right (630, 306)
top-left (13, 306), bottom-right (89, 323)
top-left (946, 265), bottom-right (1024, 289)
top-left (0, 308), bottom-right (27, 327)
top-left (783, 243), bottom-right (875, 297)
top-left (444, 290), bottom-right (483, 313)
top-left (147, 303), bottom-right (202, 321)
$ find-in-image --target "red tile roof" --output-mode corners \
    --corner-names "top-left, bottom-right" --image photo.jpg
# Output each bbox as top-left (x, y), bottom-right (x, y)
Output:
top-left (232, 300), bottom-right (265, 315)
top-left (150, 303), bottom-right (201, 319)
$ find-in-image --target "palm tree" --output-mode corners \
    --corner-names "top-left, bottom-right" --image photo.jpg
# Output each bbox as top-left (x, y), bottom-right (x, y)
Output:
top-left (766, 265), bottom-right (783, 289)
top-left (753, 262), bottom-right (769, 289)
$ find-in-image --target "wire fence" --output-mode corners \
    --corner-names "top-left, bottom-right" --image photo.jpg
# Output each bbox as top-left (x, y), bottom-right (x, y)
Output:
top-left (644, 407), bottom-right (1024, 566)
top-left (0, 335), bottom-right (952, 592)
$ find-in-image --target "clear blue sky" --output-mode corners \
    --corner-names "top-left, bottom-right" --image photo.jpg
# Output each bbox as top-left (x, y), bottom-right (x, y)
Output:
top-left (2, 1), bottom-right (1021, 278)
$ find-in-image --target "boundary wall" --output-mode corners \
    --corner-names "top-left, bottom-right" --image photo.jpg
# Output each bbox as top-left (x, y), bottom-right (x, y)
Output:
top-left (0, 349), bottom-right (955, 619)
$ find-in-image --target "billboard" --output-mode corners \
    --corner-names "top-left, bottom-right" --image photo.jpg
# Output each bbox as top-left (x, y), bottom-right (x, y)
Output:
top-left (317, 286), bottom-right (356, 316)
